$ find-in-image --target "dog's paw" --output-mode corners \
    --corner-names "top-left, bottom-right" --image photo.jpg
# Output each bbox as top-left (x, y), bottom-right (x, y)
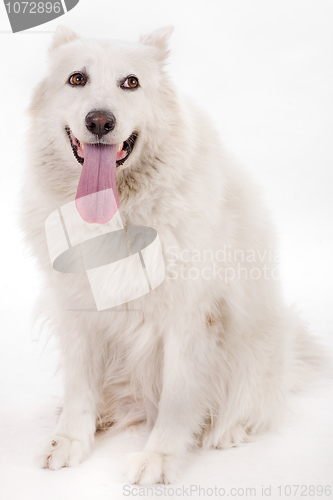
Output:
top-left (126, 451), bottom-right (179, 486)
top-left (35, 435), bottom-right (90, 470)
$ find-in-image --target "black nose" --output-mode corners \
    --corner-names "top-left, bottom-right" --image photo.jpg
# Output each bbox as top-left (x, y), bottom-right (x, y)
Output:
top-left (85, 110), bottom-right (116, 138)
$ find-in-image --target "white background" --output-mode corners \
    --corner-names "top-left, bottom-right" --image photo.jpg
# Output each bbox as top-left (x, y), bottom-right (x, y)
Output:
top-left (0, 1), bottom-right (332, 499)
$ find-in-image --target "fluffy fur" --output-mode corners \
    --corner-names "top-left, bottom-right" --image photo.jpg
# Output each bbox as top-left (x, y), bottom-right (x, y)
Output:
top-left (21, 26), bottom-right (324, 485)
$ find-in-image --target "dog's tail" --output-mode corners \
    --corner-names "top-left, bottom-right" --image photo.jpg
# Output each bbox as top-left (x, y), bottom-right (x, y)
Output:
top-left (288, 306), bottom-right (332, 392)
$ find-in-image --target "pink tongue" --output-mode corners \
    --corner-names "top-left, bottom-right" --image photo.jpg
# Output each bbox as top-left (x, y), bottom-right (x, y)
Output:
top-left (75, 143), bottom-right (119, 224)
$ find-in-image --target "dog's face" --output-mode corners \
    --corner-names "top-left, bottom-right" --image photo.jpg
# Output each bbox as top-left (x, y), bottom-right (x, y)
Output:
top-left (36, 26), bottom-right (173, 173)
top-left (30, 26), bottom-right (175, 222)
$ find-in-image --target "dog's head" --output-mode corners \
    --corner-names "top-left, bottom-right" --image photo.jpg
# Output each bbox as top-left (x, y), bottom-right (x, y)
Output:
top-left (30, 26), bottom-right (176, 222)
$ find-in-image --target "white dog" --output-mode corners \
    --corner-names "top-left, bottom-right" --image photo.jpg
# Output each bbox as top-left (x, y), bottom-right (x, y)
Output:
top-left (21, 25), bottom-right (324, 485)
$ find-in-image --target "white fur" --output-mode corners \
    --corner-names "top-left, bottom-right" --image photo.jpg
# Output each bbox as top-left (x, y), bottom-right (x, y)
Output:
top-left (21, 26), bottom-right (325, 485)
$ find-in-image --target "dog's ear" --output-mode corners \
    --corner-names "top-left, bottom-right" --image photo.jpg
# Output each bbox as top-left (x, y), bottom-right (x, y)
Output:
top-left (49, 26), bottom-right (80, 53)
top-left (140, 26), bottom-right (174, 61)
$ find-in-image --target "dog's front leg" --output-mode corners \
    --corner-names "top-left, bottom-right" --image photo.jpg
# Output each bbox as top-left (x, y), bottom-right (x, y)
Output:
top-left (36, 324), bottom-right (102, 470)
top-left (127, 313), bottom-right (213, 485)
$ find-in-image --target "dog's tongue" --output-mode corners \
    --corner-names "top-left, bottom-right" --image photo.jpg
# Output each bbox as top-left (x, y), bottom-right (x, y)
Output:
top-left (75, 144), bottom-right (119, 224)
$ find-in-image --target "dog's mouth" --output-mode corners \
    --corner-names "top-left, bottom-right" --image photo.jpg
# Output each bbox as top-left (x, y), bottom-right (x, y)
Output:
top-left (65, 127), bottom-right (138, 225)
top-left (65, 127), bottom-right (138, 167)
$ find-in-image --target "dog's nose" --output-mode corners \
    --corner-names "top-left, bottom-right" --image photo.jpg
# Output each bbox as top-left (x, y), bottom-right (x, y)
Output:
top-left (85, 110), bottom-right (116, 138)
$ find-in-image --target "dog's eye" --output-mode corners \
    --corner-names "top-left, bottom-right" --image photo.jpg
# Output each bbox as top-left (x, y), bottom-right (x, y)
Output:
top-left (122, 76), bottom-right (139, 89)
top-left (68, 73), bottom-right (87, 86)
